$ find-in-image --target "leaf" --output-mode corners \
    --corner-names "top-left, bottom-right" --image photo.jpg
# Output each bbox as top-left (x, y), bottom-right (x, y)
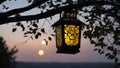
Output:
top-left (108, 55), bottom-right (115, 59)
top-left (31, 36), bottom-right (33, 40)
top-left (48, 37), bottom-right (52, 41)
top-left (51, 34), bottom-right (55, 36)
top-left (98, 49), bottom-right (101, 53)
top-left (35, 34), bottom-right (39, 39)
top-left (24, 31), bottom-right (32, 35)
top-left (44, 39), bottom-right (48, 45)
top-left (35, 32), bottom-right (41, 39)
top-left (3, 5), bottom-right (6, 9)
top-left (12, 28), bottom-right (17, 32)
top-left (95, 43), bottom-right (101, 47)
top-left (6, 7), bottom-right (9, 10)
top-left (100, 51), bottom-right (104, 55)
top-left (21, 24), bottom-right (25, 31)
top-left (115, 58), bottom-right (118, 62)
top-left (113, 48), bottom-right (117, 56)
top-left (33, 23), bottom-right (38, 28)
top-left (98, 37), bottom-right (104, 42)
top-left (84, 16), bottom-right (89, 19)
top-left (105, 53), bottom-right (111, 57)
top-left (36, 20), bottom-right (39, 23)
top-left (29, 28), bottom-right (33, 30)
top-left (114, 41), bottom-right (120, 45)
top-left (41, 28), bottom-right (45, 33)
top-left (107, 46), bottom-right (114, 51)
top-left (91, 40), bottom-right (96, 44)
top-left (46, 41), bottom-right (48, 45)
top-left (41, 5), bottom-right (45, 9)
top-left (37, 33), bottom-right (41, 36)
top-left (33, 28), bottom-right (37, 34)
top-left (102, 44), bottom-right (107, 47)
top-left (94, 48), bottom-right (98, 51)
top-left (24, 35), bottom-right (28, 37)
top-left (50, 16), bottom-right (52, 19)
top-left (16, 22), bottom-right (21, 26)
top-left (52, 27), bottom-right (55, 30)
top-left (27, 0), bottom-right (32, 3)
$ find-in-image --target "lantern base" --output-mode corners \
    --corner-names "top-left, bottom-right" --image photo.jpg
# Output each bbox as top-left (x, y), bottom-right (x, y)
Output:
top-left (56, 48), bottom-right (80, 54)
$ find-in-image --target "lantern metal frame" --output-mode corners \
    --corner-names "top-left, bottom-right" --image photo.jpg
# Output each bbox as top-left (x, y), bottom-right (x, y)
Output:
top-left (52, 10), bottom-right (82, 54)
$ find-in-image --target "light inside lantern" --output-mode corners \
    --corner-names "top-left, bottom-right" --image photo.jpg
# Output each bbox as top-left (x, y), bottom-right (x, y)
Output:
top-left (56, 25), bottom-right (62, 46)
top-left (64, 24), bottom-right (79, 46)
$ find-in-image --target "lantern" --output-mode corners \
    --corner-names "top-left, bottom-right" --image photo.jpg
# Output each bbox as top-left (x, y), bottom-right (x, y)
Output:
top-left (52, 10), bottom-right (82, 54)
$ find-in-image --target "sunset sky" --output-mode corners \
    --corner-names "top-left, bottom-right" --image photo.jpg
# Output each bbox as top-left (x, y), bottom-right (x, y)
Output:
top-left (0, 0), bottom-right (113, 62)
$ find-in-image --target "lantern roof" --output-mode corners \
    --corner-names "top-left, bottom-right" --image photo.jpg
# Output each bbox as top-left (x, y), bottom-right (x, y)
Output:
top-left (52, 18), bottom-right (83, 27)
top-left (52, 9), bottom-right (85, 27)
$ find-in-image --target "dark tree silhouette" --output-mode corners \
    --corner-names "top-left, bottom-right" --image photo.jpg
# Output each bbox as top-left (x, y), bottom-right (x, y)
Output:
top-left (0, 0), bottom-right (120, 68)
top-left (0, 37), bottom-right (18, 68)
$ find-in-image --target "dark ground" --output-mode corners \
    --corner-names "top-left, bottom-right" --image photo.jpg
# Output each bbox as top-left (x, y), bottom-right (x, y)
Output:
top-left (15, 62), bottom-right (114, 68)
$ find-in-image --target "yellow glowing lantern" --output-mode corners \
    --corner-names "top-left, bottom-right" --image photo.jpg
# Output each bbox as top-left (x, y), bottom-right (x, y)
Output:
top-left (52, 10), bottom-right (82, 54)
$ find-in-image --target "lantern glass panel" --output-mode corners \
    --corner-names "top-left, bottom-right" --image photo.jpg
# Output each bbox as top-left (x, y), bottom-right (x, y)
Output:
top-left (56, 25), bottom-right (62, 46)
top-left (64, 24), bottom-right (79, 46)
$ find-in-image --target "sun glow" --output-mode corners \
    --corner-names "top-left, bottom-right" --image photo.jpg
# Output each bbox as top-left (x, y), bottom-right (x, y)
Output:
top-left (38, 50), bottom-right (44, 56)
top-left (41, 40), bottom-right (46, 45)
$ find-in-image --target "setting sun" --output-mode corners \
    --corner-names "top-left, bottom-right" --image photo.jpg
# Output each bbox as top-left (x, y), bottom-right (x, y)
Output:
top-left (38, 50), bottom-right (44, 56)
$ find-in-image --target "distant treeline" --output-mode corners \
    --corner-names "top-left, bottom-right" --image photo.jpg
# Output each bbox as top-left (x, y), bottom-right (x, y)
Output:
top-left (15, 62), bottom-right (114, 68)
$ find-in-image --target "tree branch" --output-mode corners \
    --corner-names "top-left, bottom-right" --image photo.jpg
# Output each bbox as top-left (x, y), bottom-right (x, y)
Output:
top-left (0, 1), bottom-right (120, 25)
top-left (0, 0), bottom-right (48, 18)
top-left (0, 0), bottom-right (6, 4)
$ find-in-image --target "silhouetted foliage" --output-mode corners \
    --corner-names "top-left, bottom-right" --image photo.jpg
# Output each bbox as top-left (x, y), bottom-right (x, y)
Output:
top-left (0, 37), bottom-right (18, 68)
